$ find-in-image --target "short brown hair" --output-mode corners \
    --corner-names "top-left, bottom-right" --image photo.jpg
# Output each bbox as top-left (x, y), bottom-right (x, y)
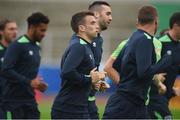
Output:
top-left (0, 19), bottom-right (14, 31)
top-left (138, 6), bottom-right (158, 25)
top-left (71, 11), bottom-right (94, 33)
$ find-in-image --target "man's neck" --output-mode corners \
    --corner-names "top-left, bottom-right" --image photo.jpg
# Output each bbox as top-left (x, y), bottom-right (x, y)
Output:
top-left (26, 32), bottom-right (35, 42)
top-left (138, 24), bottom-right (155, 36)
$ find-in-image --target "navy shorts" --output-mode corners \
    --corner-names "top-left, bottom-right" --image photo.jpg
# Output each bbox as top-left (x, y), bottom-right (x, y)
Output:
top-left (103, 92), bottom-right (149, 119)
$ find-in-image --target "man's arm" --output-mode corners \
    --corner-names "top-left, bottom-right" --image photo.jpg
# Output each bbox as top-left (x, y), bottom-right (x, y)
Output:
top-left (104, 56), bottom-right (120, 84)
top-left (104, 40), bottom-right (127, 84)
top-left (2, 42), bottom-right (31, 85)
top-left (135, 37), bottom-right (172, 80)
top-left (61, 44), bottom-right (100, 86)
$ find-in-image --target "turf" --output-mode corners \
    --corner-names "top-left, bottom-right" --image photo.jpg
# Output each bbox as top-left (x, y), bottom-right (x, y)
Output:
top-left (38, 100), bottom-right (180, 119)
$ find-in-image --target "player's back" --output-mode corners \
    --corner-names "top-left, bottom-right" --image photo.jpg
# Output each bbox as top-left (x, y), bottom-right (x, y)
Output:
top-left (117, 29), bottom-right (156, 104)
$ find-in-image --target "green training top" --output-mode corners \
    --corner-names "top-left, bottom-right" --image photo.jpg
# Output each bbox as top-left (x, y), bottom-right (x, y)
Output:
top-left (111, 39), bottom-right (128, 59)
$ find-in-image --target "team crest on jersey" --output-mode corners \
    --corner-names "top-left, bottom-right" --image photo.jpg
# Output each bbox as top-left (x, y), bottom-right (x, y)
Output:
top-left (167, 50), bottom-right (172, 55)
top-left (29, 50), bottom-right (33, 56)
top-left (93, 42), bottom-right (96, 47)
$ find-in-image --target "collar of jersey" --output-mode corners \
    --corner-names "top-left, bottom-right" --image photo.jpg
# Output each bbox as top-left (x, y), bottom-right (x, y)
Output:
top-left (18, 35), bottom-right (39, 46)
top-left (76, 35), bottom-right (92, 45)
top-left (24, 35), bottom-right (37, 44)
top-left (138, 29), bottom-right (153, 39)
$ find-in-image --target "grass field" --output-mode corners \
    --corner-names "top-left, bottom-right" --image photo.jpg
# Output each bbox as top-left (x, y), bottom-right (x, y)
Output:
top-left (38, 95), bottom-right (180, 119)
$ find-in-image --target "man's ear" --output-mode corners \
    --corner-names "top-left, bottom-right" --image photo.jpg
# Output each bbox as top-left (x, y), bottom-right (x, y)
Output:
top-left (94, 11), bottom-right (100, 19)
top-left (79, 25), bottom-right (85, 32)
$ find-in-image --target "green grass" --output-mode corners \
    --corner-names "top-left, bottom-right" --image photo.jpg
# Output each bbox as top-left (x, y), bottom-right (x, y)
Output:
top-left (39, 101), bottom-right (52, 119)
top-left (39, 100), bottom-right (180, 119)
top-left (171, 109), bottom-right (180, 119)
top-left (98, 104), bottom-right (105, 119)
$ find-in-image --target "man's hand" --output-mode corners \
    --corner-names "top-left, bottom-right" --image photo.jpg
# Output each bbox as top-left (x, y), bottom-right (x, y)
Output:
top-left (98, 71), bottom-right (107, 81)
top-left (31, 76), bottom-right (48, 92)
top-left (153, 73), bottom-right (167, 95)
top-left (92, 82), bottom-right (101, 91)
top-left (90, 68), bottom-right (106, 83)
top-left (99, 81), bottom-right (110, 92)
top-left (90, 68), bottom-right (100, 83)
top-left (158, 82), bottom-right (167, 94)
top-left (153, 73), bottom-right (166, 82)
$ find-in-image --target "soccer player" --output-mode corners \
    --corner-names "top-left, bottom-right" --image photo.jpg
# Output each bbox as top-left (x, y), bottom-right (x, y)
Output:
top-left (148, 12), bottom-right (180, 119)
top-left (69, 1), bottom-right (112, 118)
top-left (87, 1), bottom-right (112, 118)
top-left (104, 39), bottom-right (167, 91)
top-left (103, 6), bottom-right (180, 119)
top-left (1, 12), bottom-right (49, 119)
top-left (0, 19), bottom-right (18, 119)
top-left (51, 11), bottom-right (105, 119)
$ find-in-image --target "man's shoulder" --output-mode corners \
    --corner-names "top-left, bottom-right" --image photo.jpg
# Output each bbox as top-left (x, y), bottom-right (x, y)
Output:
top-left (8, 36), bottom-right (29, 48)
top-left (130, 30), bottom-right (152, 44)
top-left (0, 45), bottom-right (5, 57)
top-left (7, 37), bottom-right (27, 50)
top-left (70, 35), bottom-right (80, 44)
top-left (0, 44), bottom-right (5, 51)
top-left (69, 40), bottom-right (85, 50)
top-left (16, 35), bottom-right (30, 44)
top-left (158, 34), bottom-right (171, 43)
